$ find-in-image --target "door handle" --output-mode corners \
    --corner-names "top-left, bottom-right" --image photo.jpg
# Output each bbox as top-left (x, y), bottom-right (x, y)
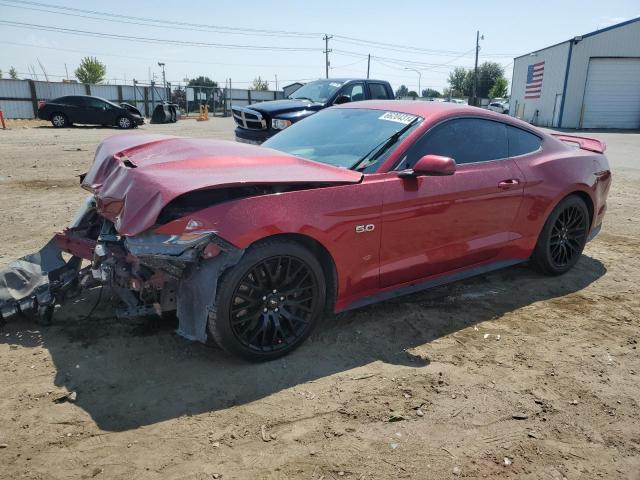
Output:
top-left (498, 179), bottom-right (520, 189)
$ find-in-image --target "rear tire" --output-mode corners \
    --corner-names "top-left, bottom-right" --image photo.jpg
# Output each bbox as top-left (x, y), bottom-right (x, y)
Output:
top-left (531, 195), bottom-right (590, 275)
top-left (208, 240), bottom-right (326, 362)
top-left (51, 113), bottom-right (68, 128)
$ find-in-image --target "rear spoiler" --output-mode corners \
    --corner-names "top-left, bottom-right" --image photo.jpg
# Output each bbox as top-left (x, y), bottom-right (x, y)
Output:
top-left (550, 134), bottom-right (606, 153)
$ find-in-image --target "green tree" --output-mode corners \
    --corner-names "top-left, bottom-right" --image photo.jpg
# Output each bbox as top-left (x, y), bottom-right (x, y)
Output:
top-left (395, 84), bottom-right (409, 98)
top-left (422, 88), bottom-right (441, 98)
top-left (476, 61), bottom-right (505, 98)
top-left (9, 67), bottom-right (18, 79)
top-left (74, 57), bottom-right (106, 84)
top-left (407, 90), bottom-right (418, 99)
top-left (488, 77), bottom-right (509, 99)
top-left (447, 67), bottom-right (467, 97)
top-left (0, 69), bottom-right (3, 79)
top-left (448, 62), bottom-right (506, 100)
top-left (463, 70), bottom-right (475, 97)
top-left (188, 76), bottom-right (218, 88)
top-left (251, 76), bottom-right (269, 91)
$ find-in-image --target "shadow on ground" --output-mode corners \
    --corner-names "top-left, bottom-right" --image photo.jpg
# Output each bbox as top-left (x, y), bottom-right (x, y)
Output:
top-left (1, 255), bottom-right (606, 431)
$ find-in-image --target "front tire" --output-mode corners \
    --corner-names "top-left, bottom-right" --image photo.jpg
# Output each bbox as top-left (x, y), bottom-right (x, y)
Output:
top-left (51, 113), bottom-right (68, 128)
top-left (531, 195), bottom-right (590, 275)
top-left (117, 116), bottom-right (133, 129)
top-left (208, 240), bottom-right (326, 361)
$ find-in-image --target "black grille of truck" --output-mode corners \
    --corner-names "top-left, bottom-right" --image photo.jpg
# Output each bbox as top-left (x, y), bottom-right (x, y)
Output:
top-left (232, 107), bottom-right (267, 130)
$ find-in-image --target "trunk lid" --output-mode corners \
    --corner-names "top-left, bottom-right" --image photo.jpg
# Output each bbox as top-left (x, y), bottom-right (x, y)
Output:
top-left (82, 134), bottom-right (362, 236)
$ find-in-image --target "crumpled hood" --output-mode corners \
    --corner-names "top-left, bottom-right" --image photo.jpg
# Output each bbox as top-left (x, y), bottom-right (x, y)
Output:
top-left (81, 134), bottom-right (362, 236)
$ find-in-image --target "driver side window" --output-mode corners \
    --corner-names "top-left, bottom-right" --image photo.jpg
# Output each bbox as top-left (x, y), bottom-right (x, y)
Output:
top-left (400, 118), bottom-right (508, 169)
top-left (83, 97), bottom-right (106, 109)
top-left (341, 83), bottom-right (365, 102)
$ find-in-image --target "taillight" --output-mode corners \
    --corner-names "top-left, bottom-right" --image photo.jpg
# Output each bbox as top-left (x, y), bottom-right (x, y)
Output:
top-left (38, 101), bottom-right (46, 109)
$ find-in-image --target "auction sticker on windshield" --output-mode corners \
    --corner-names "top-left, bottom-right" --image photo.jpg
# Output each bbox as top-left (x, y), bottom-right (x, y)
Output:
top-left (378, 112), bottom-right (418, 124)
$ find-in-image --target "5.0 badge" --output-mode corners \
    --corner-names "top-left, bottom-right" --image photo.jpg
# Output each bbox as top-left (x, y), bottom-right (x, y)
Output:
top-left (355, 224), bottom-right (375, 233)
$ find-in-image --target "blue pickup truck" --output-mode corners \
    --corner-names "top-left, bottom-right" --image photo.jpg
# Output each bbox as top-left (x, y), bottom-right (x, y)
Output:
top-left (232, 78), bottom-right (394, 144)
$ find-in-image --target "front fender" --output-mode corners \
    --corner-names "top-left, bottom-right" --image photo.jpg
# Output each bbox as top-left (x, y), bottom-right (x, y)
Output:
top-left (154, 180), bottom-right (385, 304)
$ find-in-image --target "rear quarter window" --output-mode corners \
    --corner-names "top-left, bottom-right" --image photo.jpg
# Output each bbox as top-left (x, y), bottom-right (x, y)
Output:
top-left (369, 83), bottom-right (391, 99)
top-left (508, 126), bottom-right (542, 157)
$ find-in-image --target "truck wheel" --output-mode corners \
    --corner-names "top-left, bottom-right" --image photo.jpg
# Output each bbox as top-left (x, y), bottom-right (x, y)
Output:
top-left (531, 195), bottom-right (590, 275)
top-left (208, 240), bottom-right (326, 361)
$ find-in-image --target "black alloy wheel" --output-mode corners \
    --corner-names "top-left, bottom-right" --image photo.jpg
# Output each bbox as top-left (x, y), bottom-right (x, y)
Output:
top-left (230, 255), bottom-right (319, 352)
top-left (532, 195), bottom-right (590, 275)
top-left (549, 204), bottom-right (588, 268)
top-left (209, 240), bottom-right (326, 361)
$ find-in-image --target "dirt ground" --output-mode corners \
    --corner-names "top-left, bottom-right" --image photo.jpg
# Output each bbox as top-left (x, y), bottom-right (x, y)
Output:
top-left (0, 118), bottom-right (638, 480)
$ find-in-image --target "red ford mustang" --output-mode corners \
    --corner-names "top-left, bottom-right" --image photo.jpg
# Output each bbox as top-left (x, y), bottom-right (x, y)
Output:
top-left (0, 101), bottom-right (611, 361)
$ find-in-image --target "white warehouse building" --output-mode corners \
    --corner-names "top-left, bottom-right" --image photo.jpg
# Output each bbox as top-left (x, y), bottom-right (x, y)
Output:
top-left (510, 17), bottom-right (640, 129)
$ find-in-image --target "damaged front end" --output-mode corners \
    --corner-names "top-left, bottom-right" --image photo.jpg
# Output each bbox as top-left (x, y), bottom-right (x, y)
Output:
top-left (1, 133), bottom-right (361, 338)
top-left (0, 197), bottom-right (242, 343)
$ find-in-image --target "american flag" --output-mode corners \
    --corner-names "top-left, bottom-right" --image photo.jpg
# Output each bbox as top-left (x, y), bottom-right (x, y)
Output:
top-left (525, 61), bottom-right (544, 99)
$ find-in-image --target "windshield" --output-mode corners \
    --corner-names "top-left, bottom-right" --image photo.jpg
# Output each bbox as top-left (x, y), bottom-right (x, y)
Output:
top-left (288, 80), bottom-right (345, 103)
top-left (263, 108), bottom-right (423, 171)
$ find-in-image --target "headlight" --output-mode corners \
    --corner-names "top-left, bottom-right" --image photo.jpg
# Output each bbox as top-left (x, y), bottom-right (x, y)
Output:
top-left (272, 119), bottom-right (292, 130)
top-left (125, 230), bottom-right (214, 256)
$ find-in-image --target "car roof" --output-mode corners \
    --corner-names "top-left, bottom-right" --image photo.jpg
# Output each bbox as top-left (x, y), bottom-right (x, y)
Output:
top-left (336, 100), bottom-right (540, 133)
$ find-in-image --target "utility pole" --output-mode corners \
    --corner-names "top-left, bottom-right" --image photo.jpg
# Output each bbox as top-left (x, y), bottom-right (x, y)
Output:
top-left (367, 54), bottom-right (371, 79)
top-left (323, 34), bottom-right (333, 79)
top-left (158, 62), bottom-right (166, 100)
top-left (472, 31), bottom-right (483, 106)
top-left (275, 74), bottom-right (278, 91)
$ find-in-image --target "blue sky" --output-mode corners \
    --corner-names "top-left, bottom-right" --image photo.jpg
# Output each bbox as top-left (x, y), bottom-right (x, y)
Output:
top-left (0, 0), bottom-right (638, 92)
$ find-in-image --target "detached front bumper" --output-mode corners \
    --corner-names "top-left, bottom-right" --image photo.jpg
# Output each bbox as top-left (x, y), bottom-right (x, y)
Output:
top-left (0, 238), bottom-right (81, 322)
top-left (1, 196), bottom-right (244, 343)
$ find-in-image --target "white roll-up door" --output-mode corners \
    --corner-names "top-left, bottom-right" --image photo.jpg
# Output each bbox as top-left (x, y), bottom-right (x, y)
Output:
top-left (582, 58), bottom-right (640, 129)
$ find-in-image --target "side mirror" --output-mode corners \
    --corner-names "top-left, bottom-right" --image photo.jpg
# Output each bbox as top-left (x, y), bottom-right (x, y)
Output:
top-left (398, 154), bottom-right (456, 178)
top-left (334, 95), bottom-right (351, 105)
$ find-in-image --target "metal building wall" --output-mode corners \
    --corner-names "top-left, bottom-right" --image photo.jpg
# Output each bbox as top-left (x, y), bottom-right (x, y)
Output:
top-left (510, 42), bottom-right (570, 127)
top-left (0, 80), bottom-right (32, 118)
top-left (34, 81), bottom-right (85, 99)
top-left (562, 19), bottom-right (640, 128)
top-left (90, 85), bottom-right (120, 102)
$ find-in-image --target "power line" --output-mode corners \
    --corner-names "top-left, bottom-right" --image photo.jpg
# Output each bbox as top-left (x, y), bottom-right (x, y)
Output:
top-left (0, 41), bottom-right (322, 69)
top-left (0, 0), bottom-right (520, 58)
top-left (330, 58), bottom-right (367, 70)
top-left (332, 34), bottom-right (518, 58)
top-left (333, 50), bottom-right (474, 70)
top-left (0, 1), bottom-right (318, 40)
top-left (0, 0), bottom-right (321, 38)
top-left (0, 20), bottom-right (322, 52)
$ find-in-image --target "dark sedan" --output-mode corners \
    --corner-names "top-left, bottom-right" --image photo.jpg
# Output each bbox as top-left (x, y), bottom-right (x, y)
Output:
top-left (37, 95), bottom-right (144, 128)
